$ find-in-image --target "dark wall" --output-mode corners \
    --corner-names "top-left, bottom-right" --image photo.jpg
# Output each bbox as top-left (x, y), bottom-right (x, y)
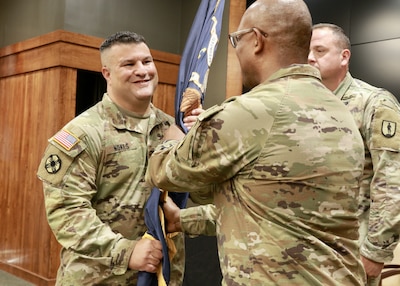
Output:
top-left (183, 235), bottom-right (222, 286)
top-left (247, 0), bottom-right (400, 98)
top-left (0, 0), bottom-right (191, 54)
top-left (306, 0), bottom-right (400, 98)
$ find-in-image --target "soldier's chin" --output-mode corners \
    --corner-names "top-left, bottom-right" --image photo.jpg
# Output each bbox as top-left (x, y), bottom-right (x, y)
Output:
top-left (135, 87), bottom-right (156, 97)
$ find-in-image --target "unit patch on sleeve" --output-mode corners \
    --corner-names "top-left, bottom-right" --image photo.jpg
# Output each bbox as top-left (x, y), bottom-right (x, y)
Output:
top-left (371, 107), bottom-right (400, 151)
top-left (45, 154), bottom-right (62, 174)
top-left (381, 120), bottom-right (396, 138)
top-left (37, 144), bottom-right (75, 185)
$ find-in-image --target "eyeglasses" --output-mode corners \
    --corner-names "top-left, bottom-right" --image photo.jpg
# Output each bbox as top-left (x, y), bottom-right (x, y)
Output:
top-left (228, 27), bottom-right (268, 48)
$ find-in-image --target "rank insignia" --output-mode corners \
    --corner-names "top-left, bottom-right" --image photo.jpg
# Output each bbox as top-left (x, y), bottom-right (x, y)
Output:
top-left (45, 154), bottom-right (62, 174)
top-left (382, 120), bottom-right (396, 138)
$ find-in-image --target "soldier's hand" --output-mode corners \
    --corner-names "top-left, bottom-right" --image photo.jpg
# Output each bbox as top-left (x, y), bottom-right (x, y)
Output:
top-left (162, 196), bottom-right (182, 233)
top-left (183, 107), bottom-right (204, 130)
top-left (129, 239), bottom-right (163, 272)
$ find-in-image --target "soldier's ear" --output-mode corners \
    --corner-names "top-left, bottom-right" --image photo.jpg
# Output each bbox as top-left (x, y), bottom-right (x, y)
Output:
top-left (253, 29), bottom-right (265, 54)
top-left (102, 66), bottom-right (111, 81)
top-left (340, 49), bottom-right (351, 66)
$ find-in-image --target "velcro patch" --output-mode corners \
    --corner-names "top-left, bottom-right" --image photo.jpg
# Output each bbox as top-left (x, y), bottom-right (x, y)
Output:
top-left (52, 129), bottom-right (80, 151)
top-left (37, 144), bottom-right (74, 186)
top-left (371, 107), bottom-right (400, 151)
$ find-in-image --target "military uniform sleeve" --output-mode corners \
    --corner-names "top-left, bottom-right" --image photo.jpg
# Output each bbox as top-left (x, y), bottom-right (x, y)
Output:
top-left (180, 204), bottom-right (217, 236)
top-left (361, 96), bottom-right (400, 263)
top-left (146, 99), bottom-right (267, 194)
top-left (37, 129), bottom-right (136, 275)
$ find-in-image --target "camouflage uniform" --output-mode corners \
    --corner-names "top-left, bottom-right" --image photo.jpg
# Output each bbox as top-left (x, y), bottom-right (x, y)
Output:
top-left (146, 65), bottom-right (367, 285)
top-left (335, 72), bottom-right (400, 263)
top-left (37, 94), bottom-right (184, 286)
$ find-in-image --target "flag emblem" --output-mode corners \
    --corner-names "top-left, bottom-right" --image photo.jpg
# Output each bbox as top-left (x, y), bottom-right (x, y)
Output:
top-left (53, 129), bottom-right (79, 150)
top-left (382, 120), bottom-right (396, 138)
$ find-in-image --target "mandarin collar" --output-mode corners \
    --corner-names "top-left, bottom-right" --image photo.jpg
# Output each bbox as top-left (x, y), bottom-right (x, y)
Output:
top-left (101, 93), bottom-right (165, 133)
top-left (267, 64), bottom-right (321, 82)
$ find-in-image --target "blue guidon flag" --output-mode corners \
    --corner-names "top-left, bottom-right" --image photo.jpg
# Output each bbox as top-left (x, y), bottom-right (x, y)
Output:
top-left (176, 0), bottom-right (225, 134)
top-left (137, 0), bottom-right (225, 285)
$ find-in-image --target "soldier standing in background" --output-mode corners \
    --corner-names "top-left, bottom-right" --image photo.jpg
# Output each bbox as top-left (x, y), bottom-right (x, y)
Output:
top-left (308, 23), bottom-right (400, 285)
top-left (145, 0), bottom-right (367, 285)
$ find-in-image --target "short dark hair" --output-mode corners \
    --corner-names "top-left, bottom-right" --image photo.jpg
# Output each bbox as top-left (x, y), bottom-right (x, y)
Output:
top-left (312, 23), bottom-right (351, 51)
top-left (99, 31), bottom-right (147, 52)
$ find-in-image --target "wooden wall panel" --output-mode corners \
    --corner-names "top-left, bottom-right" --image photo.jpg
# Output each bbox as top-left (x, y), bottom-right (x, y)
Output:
top-left (153, 83), bottom-right (177, 117)
top-left (153, 50), bottom-right (180, 86)
top-left (0, 67), bottom-right (77, 285)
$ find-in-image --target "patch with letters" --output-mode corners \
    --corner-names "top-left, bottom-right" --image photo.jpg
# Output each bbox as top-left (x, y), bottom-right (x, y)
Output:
top-left (52, 129), bottom-right (79, 150)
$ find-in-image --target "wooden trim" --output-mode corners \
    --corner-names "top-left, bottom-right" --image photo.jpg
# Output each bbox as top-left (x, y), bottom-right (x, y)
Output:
top-left (0, 30), bottom-right (103, 75)
top-left (0, 30), bottom-right (180, 85)
top-left (0, 67), bottom-right (78, 286)
top-left (0, 30), bottom-right (102, 57)
top-left (0, 262), bottom-right (56, 286)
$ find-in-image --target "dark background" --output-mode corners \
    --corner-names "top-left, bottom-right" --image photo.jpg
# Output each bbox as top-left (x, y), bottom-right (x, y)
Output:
top-left (305, 0), bottom-right (400, 99)
top-left (247, 0), bottom-right (400, 98)
top-left (183, 1), bottom-right (400, 285)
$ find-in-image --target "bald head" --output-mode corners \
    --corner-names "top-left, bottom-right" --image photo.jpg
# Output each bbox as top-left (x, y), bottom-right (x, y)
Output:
top-left (244, 0), bottom-right (312, 64)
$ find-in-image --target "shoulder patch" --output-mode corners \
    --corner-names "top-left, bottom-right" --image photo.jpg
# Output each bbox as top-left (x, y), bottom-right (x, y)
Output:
top-left (44, 154), bottom-right (62, 174)
top-left (52, 129), bottom-right (80, 151)
top-left (381, 120), bottom-right (396, 138)
top-left (37, 129), bottom-right (87, 185)
top-left (371, 107), bottom-right (400, 151)
top-left (37, 144), bottom-right (75, 186)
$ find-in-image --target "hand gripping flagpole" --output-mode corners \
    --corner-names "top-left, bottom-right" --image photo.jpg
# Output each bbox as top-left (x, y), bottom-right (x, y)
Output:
top-left (138, 1), bottom-right (225, 285)
top-left (175, 0), bottom-right (225, 134)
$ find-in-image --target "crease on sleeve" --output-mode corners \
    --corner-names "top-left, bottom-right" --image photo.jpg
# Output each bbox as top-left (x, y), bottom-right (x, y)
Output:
top-left (360, 238), bottom-right (395, 263)
top-left (180, 204), bottom-right (217, 236)
top-left (110, 237), bottom-right (136, 275)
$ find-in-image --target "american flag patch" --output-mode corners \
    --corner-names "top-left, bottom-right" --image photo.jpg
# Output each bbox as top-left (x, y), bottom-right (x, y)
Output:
top-left (52, 129), bottom-right (79, 150)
